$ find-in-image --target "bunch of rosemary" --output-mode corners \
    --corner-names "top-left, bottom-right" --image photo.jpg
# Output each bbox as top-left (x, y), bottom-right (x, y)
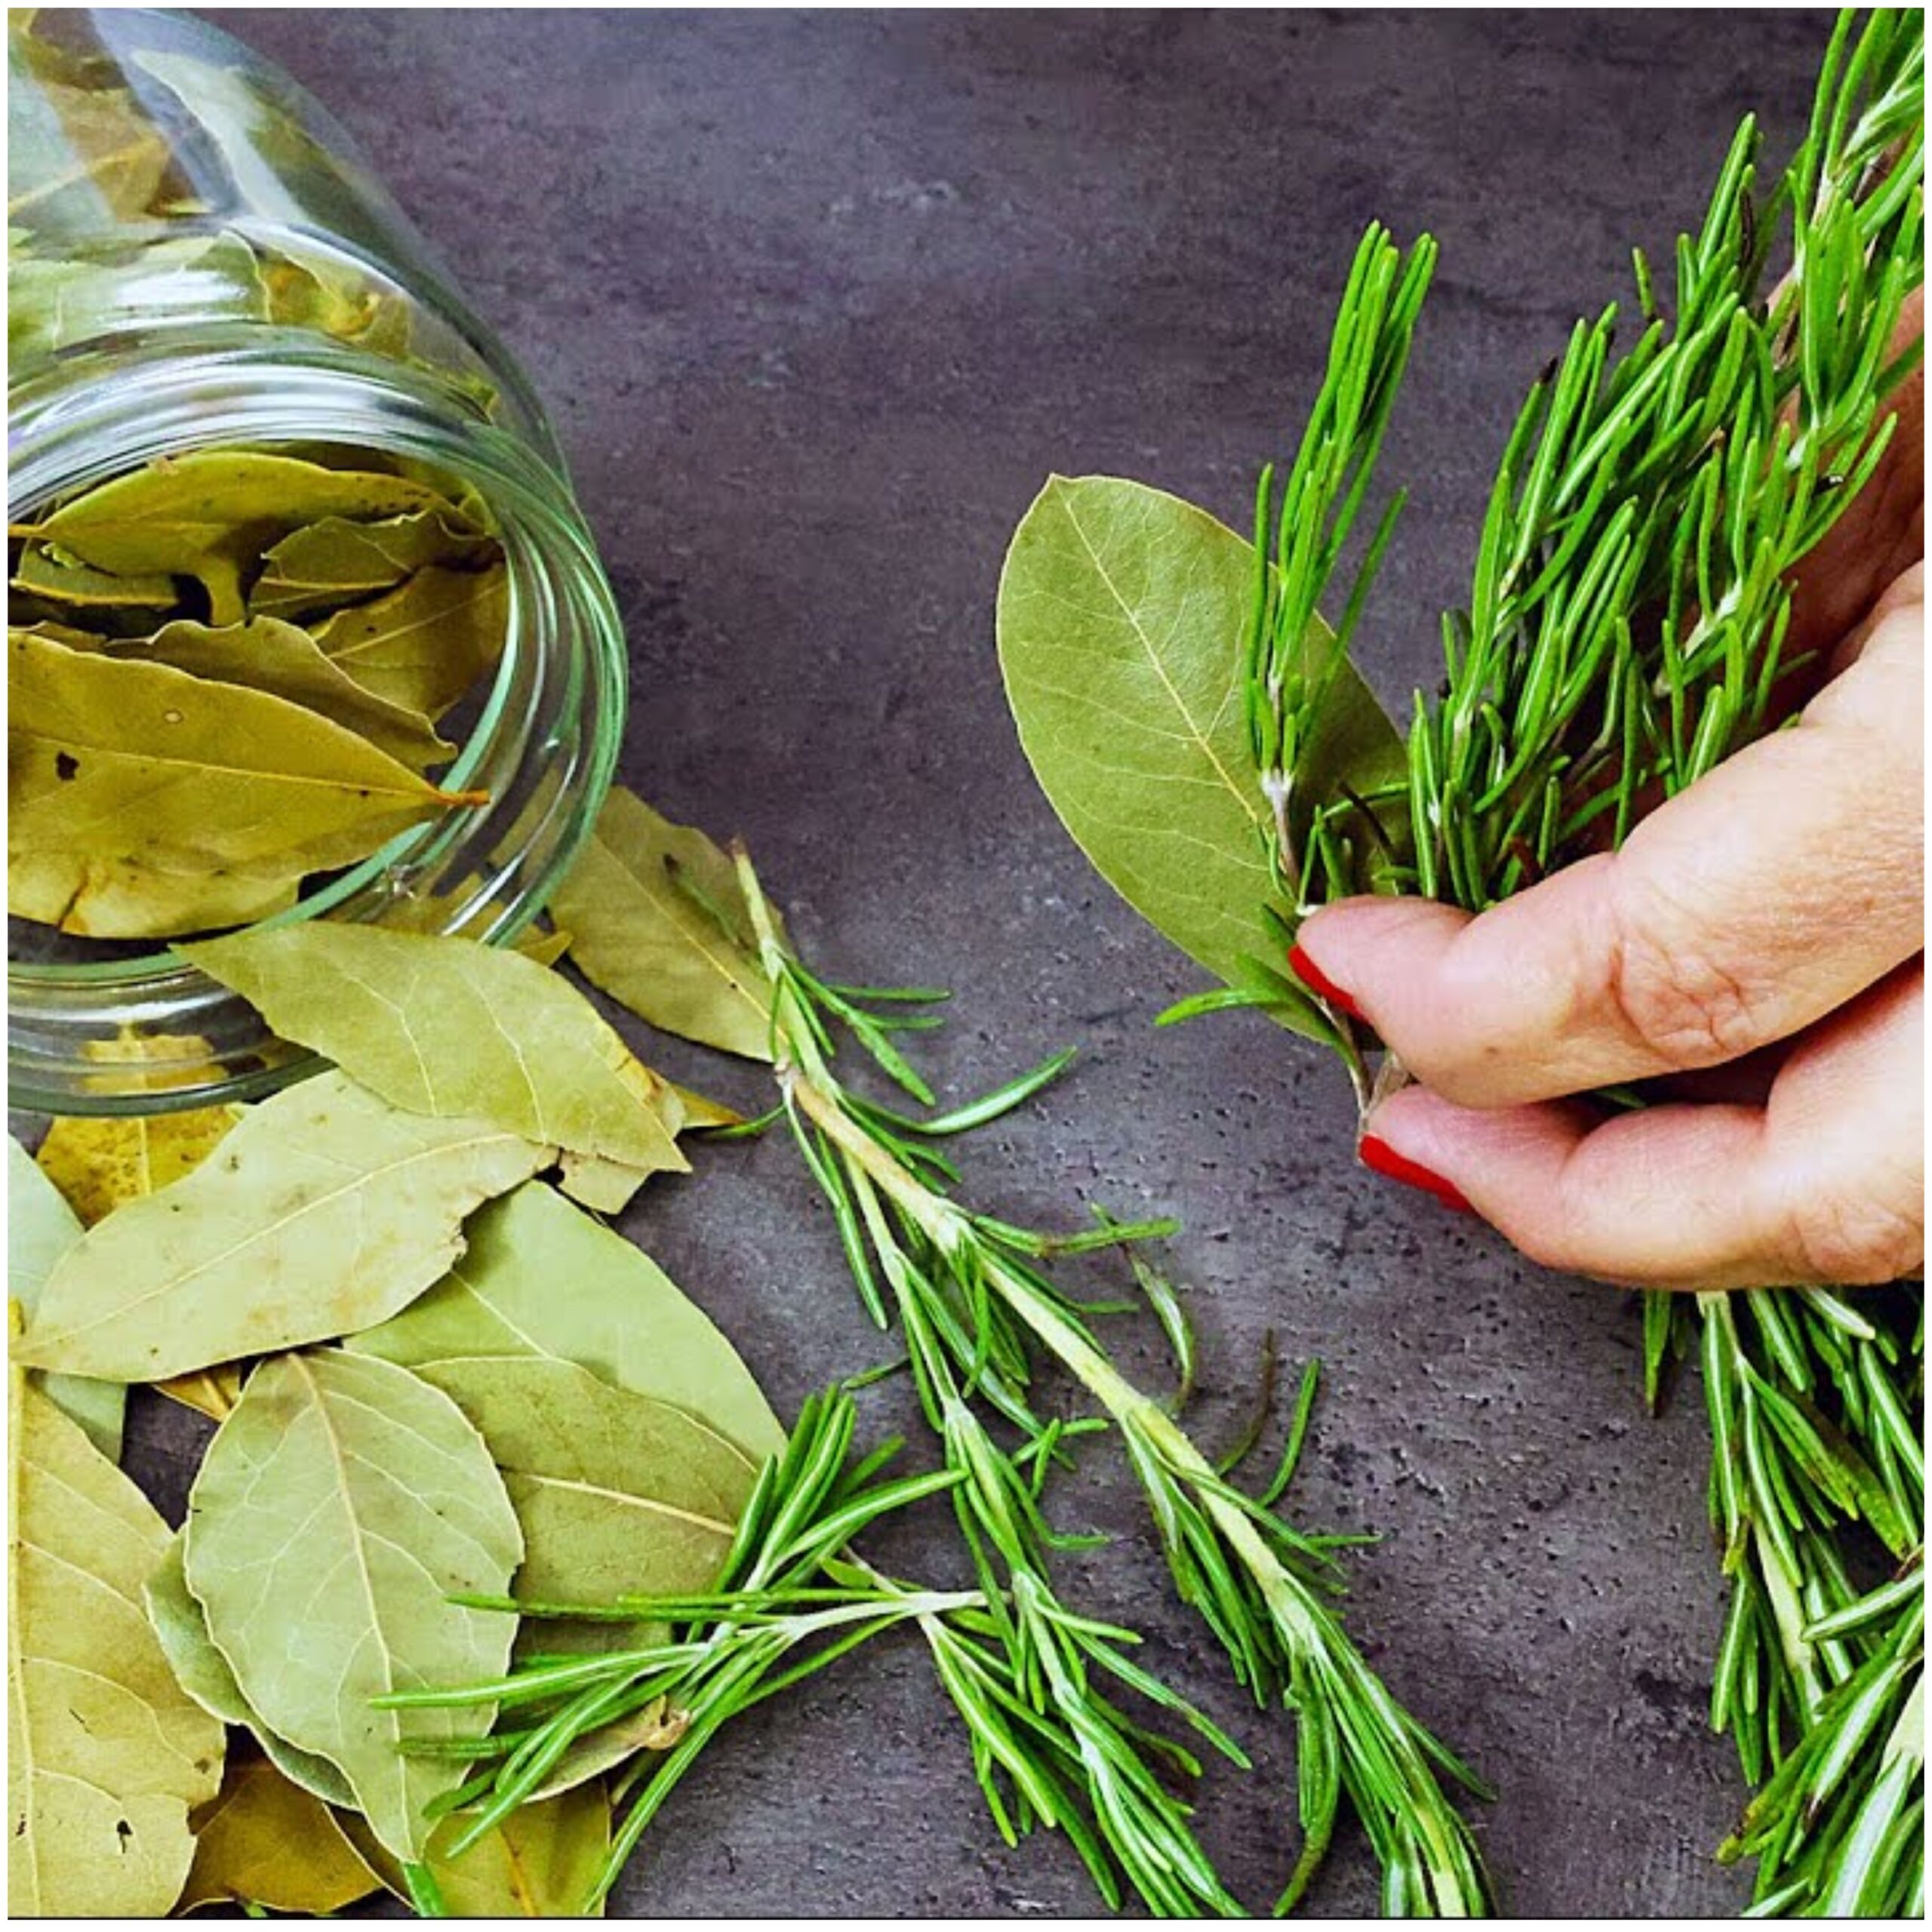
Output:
top-left (999, 3), bottom-right (1921, 1913)
top-left (1241, 8), bottom-right (1924, 1917)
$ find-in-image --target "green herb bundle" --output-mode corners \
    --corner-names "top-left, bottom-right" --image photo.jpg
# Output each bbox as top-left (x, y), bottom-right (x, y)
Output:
top-left (997, 5), bottom-right (1924, 1916)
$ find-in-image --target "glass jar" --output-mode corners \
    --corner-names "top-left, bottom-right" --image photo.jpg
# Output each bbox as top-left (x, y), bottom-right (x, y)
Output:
top-left (8, 7), bottom-right (626, 1115)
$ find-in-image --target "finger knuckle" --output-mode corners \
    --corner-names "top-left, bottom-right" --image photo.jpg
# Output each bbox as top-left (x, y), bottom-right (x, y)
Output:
top-left (1783, 1187), bottom-right (1924, 1286)
top-left (1601, 879), bottom-right (1767, 1069)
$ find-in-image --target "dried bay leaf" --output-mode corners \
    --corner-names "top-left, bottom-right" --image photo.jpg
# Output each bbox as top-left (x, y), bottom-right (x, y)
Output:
top-left (108, 616), bottom-right (455, 768)
top-left (177, 1756), bottom-right (384, 1915)
top-left (8, 617), bottom-right (108, 651)
top-left (184, 924), bottom-right (690, 1188)
top-left (17, 449), bottom-right (482, 626)
top-left (143, 1537), bottom-right (355, 1809)
top-left (552, 786), bottom-right (777, 1060)
top-left (251, 509), bottom-right (495, 621)
top-left (312, 561), bottom-right (511, 718)
top-left (7, 1135), bottom-right (124, 1457)
top-left (7, 847), bottom-right (300, 940)
top-left (11, 540), bottom-right (179, 617)
top-left (33, 1104), bottom-right (249, 1420)
top-left (34, 1098), bottom-right (243, 1227)
top-left (418, 1355), bottom-right (760, 1606)
top-left (349, 1180), bottom-right (786, 1465)
top-left (342, 1786), bottom-right (612, 1918)
top-left (8, 632), bottom-right (479, 937)
top-left (8, 1377), bottom-right (225, 1916)
top-left (184, 1350), bottom-right (523, 1863)
top-left (17, 1069), bottom-right (552, 1382)
top-left (996, 476), bottom-right (1409, 1023)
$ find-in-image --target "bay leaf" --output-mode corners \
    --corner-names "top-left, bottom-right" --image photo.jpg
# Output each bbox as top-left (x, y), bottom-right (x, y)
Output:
top-left (552, 786), bottom-right (776, 1060)
top-left (251, 509), bottom-right (494, 621)
top-left (33, 1104), bottom-right (249, 1420)
top-left (8, 1376), bottom-right (225, 1917)
top-left (555, 1147), bottom-right (659, 1214)
top-left (16, 1069), bottom-right (552, 1382)
top-left (143, 1536), bottom-right (355, 1809)
top-left (79, 1023), bottom-right (228, 1095)
top-left (349, 1180), bottom-right (786, 1465)
top-left (183, 924), bottom-right (690, 1186)
top-left (420, 1355), bottom-right (760, 1605)
top-left (108, 616), bottom-right (455, 768)
top-left (10, 229), bottom-right (271, 364)
top-left (17, 450), bottom-right (480, 625)
top-left (177, 1756), bottom-right (384, 1915)
top-left (34, 1098), bottom-right (245, 1227)
top-left (7, 1136), bottom-right (124, 1457)
top-left (185, 1350), bottom-right (524, 1863)
top-left (11, 539), bottom-right (179, 614)
top-left (669, 1081), bottom-right (743, 1131)
top-left (311, 561), bottom-right (511, 718)
top-left (996, 475), bottom-right (1410, 1014)
top-left (8, 617), bottom-right (108, 651)
top-left (342, 1786), bottom-right (611, 1918)
top-left (8, 632), bottom-right (481, 937)
top-left (149, 1364), bottom-right (245, 1422)
top-left (8, 73), bottom-right (171, 227)
top-left (6, 847), bottom-right (300, 940)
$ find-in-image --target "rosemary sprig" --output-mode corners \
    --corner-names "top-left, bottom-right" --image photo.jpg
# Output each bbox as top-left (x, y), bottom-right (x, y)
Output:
top-left (737, 851), bottom-right (1493, 1915)
top-left (378, 1386), bottom-right (980, 1910)
top-left (1243, 5), bottom-right (1924, 1915)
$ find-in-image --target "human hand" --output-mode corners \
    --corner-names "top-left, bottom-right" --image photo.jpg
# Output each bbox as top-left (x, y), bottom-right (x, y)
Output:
top-left (1292, 298), bottom-right (1924, 1294)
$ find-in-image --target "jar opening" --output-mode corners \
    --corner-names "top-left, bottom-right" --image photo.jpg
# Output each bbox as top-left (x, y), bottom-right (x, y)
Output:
top-left (8, 342), bottom-right (626, 1114)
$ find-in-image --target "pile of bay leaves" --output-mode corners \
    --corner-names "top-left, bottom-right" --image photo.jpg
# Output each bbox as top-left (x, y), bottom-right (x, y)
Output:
top-left (9, 858), bottom-right (792, 1917)
top-left (8, 447), bottom-right (509, 939)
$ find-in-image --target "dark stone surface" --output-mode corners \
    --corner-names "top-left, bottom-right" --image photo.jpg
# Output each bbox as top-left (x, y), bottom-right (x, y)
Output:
top-left (145, 8), bottom-right (1829, 1915)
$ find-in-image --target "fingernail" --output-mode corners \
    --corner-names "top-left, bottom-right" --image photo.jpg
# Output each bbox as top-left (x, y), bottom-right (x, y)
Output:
top-left (1287, 942), bottom-right (1362, 1021)
top-left (1358, 1134), bottom-right (1474, 1215)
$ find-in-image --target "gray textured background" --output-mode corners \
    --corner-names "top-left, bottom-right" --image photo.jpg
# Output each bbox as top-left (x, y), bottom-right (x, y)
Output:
top-left (144, 9), bottom-right (1832, 1915)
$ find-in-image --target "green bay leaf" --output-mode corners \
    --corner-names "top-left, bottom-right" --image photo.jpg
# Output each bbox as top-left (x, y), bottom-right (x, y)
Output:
top-left (183, 924), bottom-right (690, 1189)
top-left (8, 631), bottom-right (478, 938)
top-left (349, 1180), bottom-right (785, 1465)
top-left (143, 1537), bottom-right (355, 1808)
top-left (551, 786), bottom-right (776, 1061)
top-left (108, 616), bottom-right (454, 768)
top-left (312, 561), bottom-right (510, 718)
top-left (177, 1756), bottom-right (385, 1916)
top-left (16, 1070), bottom-right (552, 1383)
top-left (422, 1355), bottom-right (761, 1606)
top-left (9, 1377), bottom-right (225, 1917)
top-left (184, 1350), bottom-right (523, 1864)
top-left (7, 1136), bottom-right (124, 1458)
top-left (995, 475), bottom-right (1408, 1017)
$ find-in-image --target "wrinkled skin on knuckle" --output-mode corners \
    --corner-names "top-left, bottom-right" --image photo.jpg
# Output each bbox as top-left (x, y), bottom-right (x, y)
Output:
top-left (1600, 873), bottom-right (1770, 1072)
top-left (1783, 1180), bottom-right (1924, 1287)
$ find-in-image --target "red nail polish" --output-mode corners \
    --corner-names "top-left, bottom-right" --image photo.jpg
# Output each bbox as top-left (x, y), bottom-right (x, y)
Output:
top-left (1358, 1135), bottom-right (1474, 1215)
top-left (1287, 942), bottom-right (1363, 1021)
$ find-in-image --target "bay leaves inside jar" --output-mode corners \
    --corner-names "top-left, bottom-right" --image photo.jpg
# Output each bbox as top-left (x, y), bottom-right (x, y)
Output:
top-left (14, 449), bottom-right (488, 626)
top-left (311, 561), bottom-right (511, 718)
top-left (250, 508), bottom-right (496, 621)
top-left (8, 631), bottom-right (482, 937)
top-left (106, 616), bottom-right (455, 769)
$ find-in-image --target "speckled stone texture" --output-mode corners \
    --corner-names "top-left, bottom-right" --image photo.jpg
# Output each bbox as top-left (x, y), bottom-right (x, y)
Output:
top-left (138, 10), bottom-right (1833, 1915)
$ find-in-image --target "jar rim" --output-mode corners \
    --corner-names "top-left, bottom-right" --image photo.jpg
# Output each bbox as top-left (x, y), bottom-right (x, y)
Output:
top-left (8, 338), bottom-right (626, 1113)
